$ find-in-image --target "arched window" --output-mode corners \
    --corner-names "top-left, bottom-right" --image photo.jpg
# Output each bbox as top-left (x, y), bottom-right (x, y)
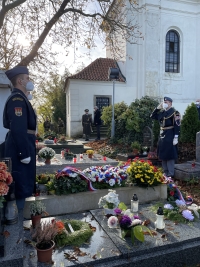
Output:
top-left (165, 30), bottom-right (180, 73)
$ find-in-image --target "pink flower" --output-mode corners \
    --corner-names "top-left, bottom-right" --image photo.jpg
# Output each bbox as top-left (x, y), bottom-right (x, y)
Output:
top-left (0, 182), bottom-right (9, 196)
top-left (0, 170), bottom-right (7, 182)
top-left (108, 216), bottom-right (118, 228)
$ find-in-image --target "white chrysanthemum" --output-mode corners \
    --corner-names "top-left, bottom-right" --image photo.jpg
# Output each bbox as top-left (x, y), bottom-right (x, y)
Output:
top-left (131, 219), bottom-right (142, 226)
top-left (109, 179), bottom-right (116, 186)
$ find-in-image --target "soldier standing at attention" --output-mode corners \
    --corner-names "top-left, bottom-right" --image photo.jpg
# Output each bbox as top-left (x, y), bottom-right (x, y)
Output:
top-left (57, 117), bottom-right (65, 134)
top-left (82, 109), bottom-right (92, 141)
top-left (150, 96), bottom-right (181, 178)
top-left (94, 106), bottom-right (101, 140)
top-left (3, 66), bottom-right (37, 211)
top-left (43, 117), bottom-right (51, 132)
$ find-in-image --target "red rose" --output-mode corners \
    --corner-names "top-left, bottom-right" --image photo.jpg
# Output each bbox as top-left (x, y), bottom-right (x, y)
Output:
top-left (169, 191), bottom-right (174, 196)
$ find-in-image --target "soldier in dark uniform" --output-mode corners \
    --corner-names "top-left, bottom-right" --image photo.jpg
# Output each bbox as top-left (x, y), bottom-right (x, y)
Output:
top-left (3, 66), bottom-right (37, 210)
top-left (57, 117), bottom-right (65, 134)
top-left (43, 117), bottom-right (51, 132)
top-left (150, 96), bottom-right (181, 178)
top-left (82, 109), bottom-right (92, 141)
top-left (94, 106), bottom-right (101, 140)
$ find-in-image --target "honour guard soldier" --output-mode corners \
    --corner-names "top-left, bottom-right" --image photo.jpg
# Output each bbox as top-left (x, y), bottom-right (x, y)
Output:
top-left (3, 66), bottom-right (37, 210)
top-left (94, 106), bottom-right (101, 140)
top-left (82, 109), bottom-right (92, 141)
top-left (150, 96), bottom-right (181, 178)
top-left (43, 117), bottom-right (51, 132)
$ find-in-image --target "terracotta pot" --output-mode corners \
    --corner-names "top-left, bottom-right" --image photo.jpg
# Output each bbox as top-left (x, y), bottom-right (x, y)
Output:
top-left (88, 154), bottom-right (93, 158)
top-left (36, 240), bottom-right (55, 263)
top-left (132, 149), bottom-right (139, 156)
top-left (45, 158), bottom-right (51, 165)
top-left (31, 214), bottom-right (42, 228)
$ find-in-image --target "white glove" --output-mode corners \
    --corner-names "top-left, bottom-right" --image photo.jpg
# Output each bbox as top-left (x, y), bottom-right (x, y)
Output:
top-left (157, 102), bottom-right (163, 109)
top-left (21, 157), bottom-right (31, 164)
top-left (173, 137), bottom-right (178, 145)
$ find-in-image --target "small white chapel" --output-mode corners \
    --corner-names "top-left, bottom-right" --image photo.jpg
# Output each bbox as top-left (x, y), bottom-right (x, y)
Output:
top-left (65, 0), bottom-right (200, 137)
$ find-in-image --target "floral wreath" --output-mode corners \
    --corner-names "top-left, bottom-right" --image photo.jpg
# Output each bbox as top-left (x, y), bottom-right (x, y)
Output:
top-left (54, 219), bottom-right (93, 247)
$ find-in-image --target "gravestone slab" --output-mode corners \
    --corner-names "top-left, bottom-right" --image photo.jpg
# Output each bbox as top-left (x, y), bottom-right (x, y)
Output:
top-left (175, 162), bottom-right (200, 180)
top-left (142, 126), bottom-right (153, 149)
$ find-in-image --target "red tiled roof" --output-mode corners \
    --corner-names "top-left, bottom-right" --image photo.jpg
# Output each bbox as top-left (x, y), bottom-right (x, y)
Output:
top-left (66, 58), bottom-right (125, 83)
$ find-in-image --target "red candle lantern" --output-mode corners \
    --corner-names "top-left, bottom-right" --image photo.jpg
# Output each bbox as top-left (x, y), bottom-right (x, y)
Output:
top-left (35, 140), bottom-right (38, 145)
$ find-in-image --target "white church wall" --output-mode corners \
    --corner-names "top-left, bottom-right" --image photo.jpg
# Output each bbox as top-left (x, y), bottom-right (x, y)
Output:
top-left (123, 0), bottom-right (200, 116)
top-left (66, 79), bottom-right (129, 137)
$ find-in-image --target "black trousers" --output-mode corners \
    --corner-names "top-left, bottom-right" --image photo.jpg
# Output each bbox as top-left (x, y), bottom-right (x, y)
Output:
top-left (96, 125), bottom-right (100, 140)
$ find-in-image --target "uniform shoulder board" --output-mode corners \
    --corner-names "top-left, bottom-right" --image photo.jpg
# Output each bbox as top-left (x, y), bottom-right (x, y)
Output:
top-left (12, 97), bottom-right (24, 101)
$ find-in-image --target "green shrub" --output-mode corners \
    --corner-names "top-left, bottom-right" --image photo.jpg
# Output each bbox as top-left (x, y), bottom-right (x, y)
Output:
top-left (180, 103), bottom-right (200, 143)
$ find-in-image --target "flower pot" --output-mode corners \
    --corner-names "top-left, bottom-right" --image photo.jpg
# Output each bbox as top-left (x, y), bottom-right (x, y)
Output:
top-left (39, 184), bottom-right (47, 192)
top-left (133, 149), bottom-right (139, 155)
top-left (36, 240), bottom-right (55, 263)
top-left (45, 159), bottom-right (51, 165)
top-left (104, 208), bottom-right (115, 215)
top-left (88, 154), bottom-right (93, 159)
top-left (31, 214), bottom-right (42, 228)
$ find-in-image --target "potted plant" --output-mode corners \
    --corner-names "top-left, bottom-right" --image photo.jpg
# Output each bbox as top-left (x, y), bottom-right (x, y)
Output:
top-left (46, 181), bottom-right (56, 195)
top-left (131, 141), bottom-right (141, 155)
top-left (142, 146), bottom-right (148, 155)
top-left (36, 174), bottom-right (50, 192)
top-left (86, 150), bottom-right (94, 158)
top-left (38, 147), bottom-right (56, 164)
top-left (58, 135), bottom-right (68, 144)
top-left (98, 189), bottom-right (120, 215)
top-left (31, 220), bottom-right (58, 263)
top-left (29, 200), bottom-right (48, 227)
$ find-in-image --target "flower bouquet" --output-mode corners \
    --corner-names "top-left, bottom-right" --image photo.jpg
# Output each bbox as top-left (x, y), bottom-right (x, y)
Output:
top-left (152, 200), bottom-right (200, 223)
top-left (126, 157), bottom-right (163, 187)
top-left (107, 203), bottom-right (152, 243)
top-left (82, 165), bottom-right (127, 189)
top-left (38, 147), bottom-right (56, 160)
top-left (0, 162), bottom-right (13, 208)
top-left (98, 189), bottom-right (120, 214)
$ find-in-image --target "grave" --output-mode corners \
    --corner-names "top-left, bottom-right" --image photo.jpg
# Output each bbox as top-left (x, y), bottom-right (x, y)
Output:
top-left (21, 203), bottom-right (200, 267)
top-left (175, 131), bottom-right (200, 180)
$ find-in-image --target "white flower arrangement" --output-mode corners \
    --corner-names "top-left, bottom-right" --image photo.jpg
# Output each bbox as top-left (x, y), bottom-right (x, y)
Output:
top-left (38, 147), bottom-right (56, 159)
top-left (98, 189), bottom-right (120, 209)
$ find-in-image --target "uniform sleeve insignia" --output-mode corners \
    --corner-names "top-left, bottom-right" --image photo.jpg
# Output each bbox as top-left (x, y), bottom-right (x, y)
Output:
top-left (12, 97), bottom-right (23, 101)
top-left (15, 107), bottom-right (22, 116)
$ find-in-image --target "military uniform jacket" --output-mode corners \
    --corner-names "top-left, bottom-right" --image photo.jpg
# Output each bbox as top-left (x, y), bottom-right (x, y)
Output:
top-left (82, 114), bottom-right (92, 135)
top-left (150, 107), bottom-right (180, 161)
top-left (3, 88), bottom-right (37, 199)
top-left (94, 109), bottom-right (101, 125)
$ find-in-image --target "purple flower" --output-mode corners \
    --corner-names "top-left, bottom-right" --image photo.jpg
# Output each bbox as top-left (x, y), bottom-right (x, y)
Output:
top-left (133, 215), bottom-right (140, 219)
top-left (182, 210), bottom-right (194, 221)
top-left (114, 208), bottom-right (122, 215)
top-left (119, 215), bottom-right (132, 229)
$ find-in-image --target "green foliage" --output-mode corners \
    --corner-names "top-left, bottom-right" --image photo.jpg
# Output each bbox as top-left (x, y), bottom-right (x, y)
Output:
top-left (54, 175), bottom-right (88, 195)
top-left (101, 96), bottom-right (159, 144)
top-left (180, 103), bottom-right (200, 143)
top-left (131, 141), bottom-right (141, 150)
top-left (91, 180), bottom-right (126, 189)
top-left (54, 219), bottom-right (93, 247)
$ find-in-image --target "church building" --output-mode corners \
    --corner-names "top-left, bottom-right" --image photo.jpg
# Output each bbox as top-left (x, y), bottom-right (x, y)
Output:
top-left (65, 0), bottom-right (200, 137)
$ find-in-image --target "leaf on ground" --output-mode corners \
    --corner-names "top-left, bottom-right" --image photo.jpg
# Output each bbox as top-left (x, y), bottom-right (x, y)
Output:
top-left (73, 247), bottom-right (87, 257)
top-left (64, 253), bottom-right (78, 261)
top-left (2, 230), bottom-right (10, 238)
top-left (111, 250), bottom-right (121, 256)
top-left (142, 219), bottom-right (151, 226)
top-left (143, 231), bottom-right (157, 236)
top-left (24, 239), bottom-right (35, 247)
top-left (88, 223), bottom-right (96, 232)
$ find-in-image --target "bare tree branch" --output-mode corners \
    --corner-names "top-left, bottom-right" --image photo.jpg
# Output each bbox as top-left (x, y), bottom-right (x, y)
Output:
top-left (0, 0), bottom-right (27, 28)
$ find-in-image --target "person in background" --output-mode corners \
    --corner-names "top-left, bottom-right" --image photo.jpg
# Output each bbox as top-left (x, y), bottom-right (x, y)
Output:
top-left (43, 117), bottom-right (51, 132)
top-left (3, 66), bottom-right (37, 210)
top-left (195, 99), bottom-right (200, 120)
top-left (150, 96), bottom-right (181, 178)
top-left (57, 117), bottom-right (65, 134)
top-left (94, 106), bottom-right (101, 141)
top-left (82, 109), bottom-right (92, 141)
